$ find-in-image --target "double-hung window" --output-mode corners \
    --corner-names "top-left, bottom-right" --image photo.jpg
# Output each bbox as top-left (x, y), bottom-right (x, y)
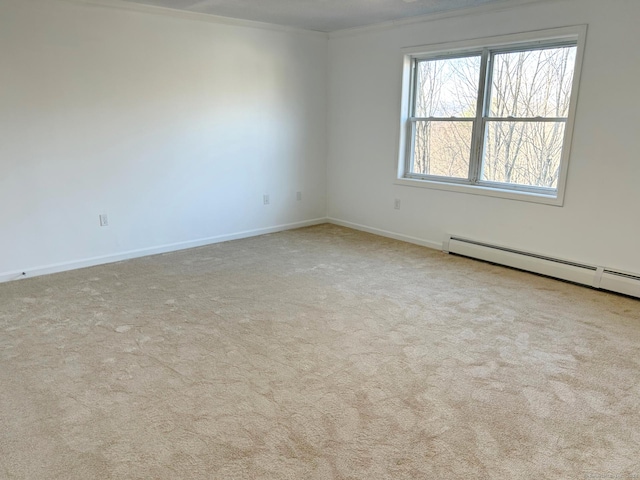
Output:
top-left (397, 27), bottom-right (586, 205)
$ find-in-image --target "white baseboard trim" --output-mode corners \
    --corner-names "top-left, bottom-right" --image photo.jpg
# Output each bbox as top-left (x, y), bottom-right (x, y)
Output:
top-left (327, 217), bottom-right (441, 250)
top-left (0, 217), bottom-right (328, 284)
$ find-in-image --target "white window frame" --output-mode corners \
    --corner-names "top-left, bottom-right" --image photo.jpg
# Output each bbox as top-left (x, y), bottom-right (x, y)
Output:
top-left (396, 26), bottom-right (587, 206)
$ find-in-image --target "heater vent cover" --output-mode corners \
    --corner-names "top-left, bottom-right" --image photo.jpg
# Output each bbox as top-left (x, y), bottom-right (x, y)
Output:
top-left (443, 236), bottom-right (639, 299)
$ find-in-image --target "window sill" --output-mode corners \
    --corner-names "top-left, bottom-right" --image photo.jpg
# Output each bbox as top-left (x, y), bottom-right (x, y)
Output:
top-left (394, 177), bottom-right (564, 206)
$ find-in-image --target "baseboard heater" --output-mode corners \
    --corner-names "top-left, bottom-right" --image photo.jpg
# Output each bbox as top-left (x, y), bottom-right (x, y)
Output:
top-left (443, 236), bottom-right (640, 299)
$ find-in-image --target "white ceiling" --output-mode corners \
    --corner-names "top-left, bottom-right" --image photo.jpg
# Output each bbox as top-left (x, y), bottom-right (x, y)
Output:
top-left (116, 0), bottom-right (530, 33)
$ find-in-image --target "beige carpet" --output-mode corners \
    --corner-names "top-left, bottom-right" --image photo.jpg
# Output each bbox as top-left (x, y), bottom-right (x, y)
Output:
top-left (1, 224), bottom-right (639, 479)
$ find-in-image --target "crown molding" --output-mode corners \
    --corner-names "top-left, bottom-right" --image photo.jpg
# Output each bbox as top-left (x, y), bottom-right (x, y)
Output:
top-left (50, 0), bottom-right (566, 40)
top-left (329, 0), bottom-right (565, 38)
top-left (60, 0), bottom-right (328, 38)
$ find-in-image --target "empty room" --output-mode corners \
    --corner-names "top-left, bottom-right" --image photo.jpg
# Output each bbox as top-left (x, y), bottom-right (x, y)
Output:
top-left (1, 0), bottom-right (639, 478)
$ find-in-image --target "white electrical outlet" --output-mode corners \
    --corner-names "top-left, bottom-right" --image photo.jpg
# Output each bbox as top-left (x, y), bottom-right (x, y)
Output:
top-left (394, 199), bottom-right (401, 210)
top-left (263, 194), bottom-right (270, 205)
top-left (99, 214), bottom-right (109, 226)
top-left (296, 191), bottom-right (302, 201)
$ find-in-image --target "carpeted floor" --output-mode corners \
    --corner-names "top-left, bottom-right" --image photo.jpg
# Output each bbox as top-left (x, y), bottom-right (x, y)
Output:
top-left (1, 224), bottom-right (639, 479)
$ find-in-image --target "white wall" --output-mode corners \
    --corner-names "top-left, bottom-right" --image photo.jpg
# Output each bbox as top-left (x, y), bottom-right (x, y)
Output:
top-left (0, 0), bottom-right (327, 280)
top-left (327, 0), bottom-right (640, 274)
top-left (3, 0), bottom-right (639, 282)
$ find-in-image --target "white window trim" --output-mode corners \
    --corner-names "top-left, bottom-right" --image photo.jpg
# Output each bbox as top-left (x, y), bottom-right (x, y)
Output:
top-left (395, 25), bottom-right (587, 206)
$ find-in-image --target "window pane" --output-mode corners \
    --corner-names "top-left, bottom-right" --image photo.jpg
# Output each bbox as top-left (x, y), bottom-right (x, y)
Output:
top-left (414, 56), bottom-right (481, 118)
top-left (489, 46), bottom-right (576, 118)
top-left (411, 121), bottom-right (472, 179)
top-left (481, 121), bottom-right (566, 188)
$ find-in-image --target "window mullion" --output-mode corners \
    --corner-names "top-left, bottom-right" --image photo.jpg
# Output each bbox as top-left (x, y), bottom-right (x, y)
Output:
top-left (485, 117), bottom-right (568, 122)
top-left (469, 48), bottom-right (490, 184)
top-left (405, 59), bottom-right (418, 176)
top-left (409, 117), bottom-right (475, 122)
top-left (406, 120), bottom-right (416, 176)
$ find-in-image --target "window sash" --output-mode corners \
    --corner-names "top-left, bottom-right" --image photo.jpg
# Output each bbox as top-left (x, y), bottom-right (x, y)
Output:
top-left (407, 120), bottom-right (475, 180)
